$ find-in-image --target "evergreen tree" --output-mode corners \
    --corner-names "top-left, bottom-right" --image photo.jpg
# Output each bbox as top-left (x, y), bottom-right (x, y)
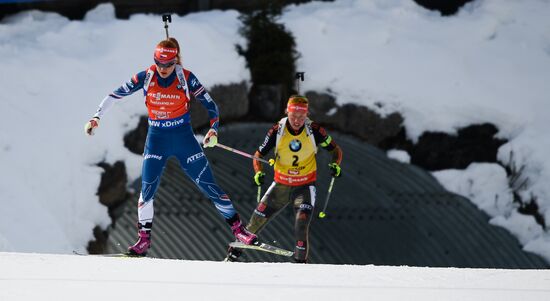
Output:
top-left (237, 1), bottom-right (299, 94)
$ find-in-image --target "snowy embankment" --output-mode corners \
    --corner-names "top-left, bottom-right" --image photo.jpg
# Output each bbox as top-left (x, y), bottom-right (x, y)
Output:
top-left (282, 0), bottom-right (550, 262)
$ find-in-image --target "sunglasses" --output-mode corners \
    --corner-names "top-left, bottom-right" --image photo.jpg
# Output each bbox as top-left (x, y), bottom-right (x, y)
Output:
top-left (154, 59), bottom-right (176, 68)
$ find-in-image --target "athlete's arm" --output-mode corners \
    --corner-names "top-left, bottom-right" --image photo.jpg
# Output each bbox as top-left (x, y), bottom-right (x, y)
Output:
top-left (93, 71), bottom-right (147, 119)
top-left (254, 123), bottom-right (279, 173)
top-left (312, 123), bottom-right (343, 165)
top-left (187, 72), bottom-right (219, 131)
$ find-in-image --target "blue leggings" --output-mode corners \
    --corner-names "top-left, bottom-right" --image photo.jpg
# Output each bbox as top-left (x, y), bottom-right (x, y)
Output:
top-left (137, 124), bottom-right (236, 227)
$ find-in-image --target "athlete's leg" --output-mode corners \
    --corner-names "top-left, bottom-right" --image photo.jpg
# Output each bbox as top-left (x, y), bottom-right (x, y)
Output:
top-left (127, 129), bottom-right (169, 256)
top-left (226, 182), bottom-right (292, 261)
top-left (137, 131), bottom-right (169, 230)
top-left (176, 144), bottom-right (236, 219)
top-left (292, 184), bottom-right (316, 263)
top-left (137, 152), bottom-right (168, 230)
top-left (174, 128), bottom-right (255, 244)
top-left (246, 182), bottom-right (292, 234)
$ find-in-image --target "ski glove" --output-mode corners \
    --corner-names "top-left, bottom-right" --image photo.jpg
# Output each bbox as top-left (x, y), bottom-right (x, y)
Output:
top-left (84, 117), bottom-right (100, 136)
top-left (328, 163), bottom-right (342, 177)
top-left (253, 171), bottom-right (265, 186)
top-left (203, 129), bottom-right (218, 148)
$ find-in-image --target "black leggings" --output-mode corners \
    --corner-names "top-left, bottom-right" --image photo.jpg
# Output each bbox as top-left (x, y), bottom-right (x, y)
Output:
top-left (247, 182), bottom-right (316, 261)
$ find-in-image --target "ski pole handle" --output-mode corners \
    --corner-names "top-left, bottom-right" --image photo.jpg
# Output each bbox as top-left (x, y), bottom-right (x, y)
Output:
top-left (295, 71), bottom-right (305, 94)
top-left (215, 143), bottom-right (275, 166)
top-left (318, 177), bottom-right (335, 218)
top-left (162, 14), bottom-right (172, 38)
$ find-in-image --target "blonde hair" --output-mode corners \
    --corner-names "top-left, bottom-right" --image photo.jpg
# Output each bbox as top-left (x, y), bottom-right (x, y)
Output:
top-left (286, 95), bottom-right (309, 115)
top-left (157, 37), bottom-right (181, 64)
top-left (288, 95), bottom-right (308, 105)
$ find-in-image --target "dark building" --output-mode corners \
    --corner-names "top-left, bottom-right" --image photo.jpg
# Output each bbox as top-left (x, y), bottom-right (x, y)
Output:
top-left (1, 0), bottom-right (475, 21)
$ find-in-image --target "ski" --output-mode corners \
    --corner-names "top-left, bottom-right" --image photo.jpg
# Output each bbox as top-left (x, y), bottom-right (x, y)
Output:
top-left (72, 251), bottom-right (144, 258)
top-left (229, 241), bottom-right (294, 257)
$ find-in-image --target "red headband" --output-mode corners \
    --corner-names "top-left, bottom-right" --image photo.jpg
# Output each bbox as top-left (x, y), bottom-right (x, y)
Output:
top-left (154, 46), bottom-right (178, 63)
top-left (287, 103), bottom-right (308, 113)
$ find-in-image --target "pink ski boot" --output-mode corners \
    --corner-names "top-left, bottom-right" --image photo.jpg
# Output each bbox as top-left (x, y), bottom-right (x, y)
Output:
top-left (231, 219), bottom-right (257, 245)
top-left (127, 230), bottom-right (151, 256)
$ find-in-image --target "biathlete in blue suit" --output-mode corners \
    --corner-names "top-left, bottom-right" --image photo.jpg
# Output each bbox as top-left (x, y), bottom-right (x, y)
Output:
top-left (85, 37), bottom-right (256, 256)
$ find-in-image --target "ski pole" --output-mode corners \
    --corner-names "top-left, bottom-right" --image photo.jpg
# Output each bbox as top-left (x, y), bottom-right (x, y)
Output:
top-left (162, 14), bottom-right (172, 38)
top-left (295, 71), bottom-right (305, 94)
top-left (318, 177), bottom-right (335, 218)
top-left (256, 186), bottom-right (262, 203)
top-left (215, 143), bottom-right (275, 166)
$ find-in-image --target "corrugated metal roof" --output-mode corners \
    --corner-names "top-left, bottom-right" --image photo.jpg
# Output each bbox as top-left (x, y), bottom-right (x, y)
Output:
top-left (106, 123), bottom-right (548, 268)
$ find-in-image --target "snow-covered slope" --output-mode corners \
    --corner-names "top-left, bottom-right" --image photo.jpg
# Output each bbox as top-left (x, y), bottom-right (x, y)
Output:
top-left (1, 252), bottom-right (549, 301)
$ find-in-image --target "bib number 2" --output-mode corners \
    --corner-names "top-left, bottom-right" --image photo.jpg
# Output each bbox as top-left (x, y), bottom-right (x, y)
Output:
top-left (292, 155), bottom-right (299, 166)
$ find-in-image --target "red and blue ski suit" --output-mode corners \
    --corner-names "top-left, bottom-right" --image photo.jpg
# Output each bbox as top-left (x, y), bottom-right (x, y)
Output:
top-left (93, 65), bottom-right (237, 229)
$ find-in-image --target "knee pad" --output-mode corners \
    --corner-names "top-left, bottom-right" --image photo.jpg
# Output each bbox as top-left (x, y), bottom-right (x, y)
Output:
top-left (253, 202), bottom-right (276, 218)
top-left (296, 203), bottom-right (313, 220)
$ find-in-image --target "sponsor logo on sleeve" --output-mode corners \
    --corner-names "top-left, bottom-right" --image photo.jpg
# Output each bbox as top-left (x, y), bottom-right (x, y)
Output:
top-left (204, 92), bottom-right (213, 102)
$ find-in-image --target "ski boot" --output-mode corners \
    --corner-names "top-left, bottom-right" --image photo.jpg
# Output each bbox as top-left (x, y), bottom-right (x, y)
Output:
top-left (231, 220), bottom-right (257, 245)
top-left (223, 244), bottom-right (243, 262)
top-left (126, 230), bottom-right (151, 256)
top-left (227, 214), bottom-right (257, 245)
top-left (293, 258), bottom-right (308, 264)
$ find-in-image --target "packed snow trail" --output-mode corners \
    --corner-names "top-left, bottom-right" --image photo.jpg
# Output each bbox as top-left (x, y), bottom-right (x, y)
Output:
top-left (1, 252), bottom-right (550, 301)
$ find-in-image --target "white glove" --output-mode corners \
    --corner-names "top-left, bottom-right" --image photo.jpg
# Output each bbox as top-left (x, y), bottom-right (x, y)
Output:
top-left (84, 117), bottom-right (100, 136)
top-left (202, 129), bottom-right (218, 148)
